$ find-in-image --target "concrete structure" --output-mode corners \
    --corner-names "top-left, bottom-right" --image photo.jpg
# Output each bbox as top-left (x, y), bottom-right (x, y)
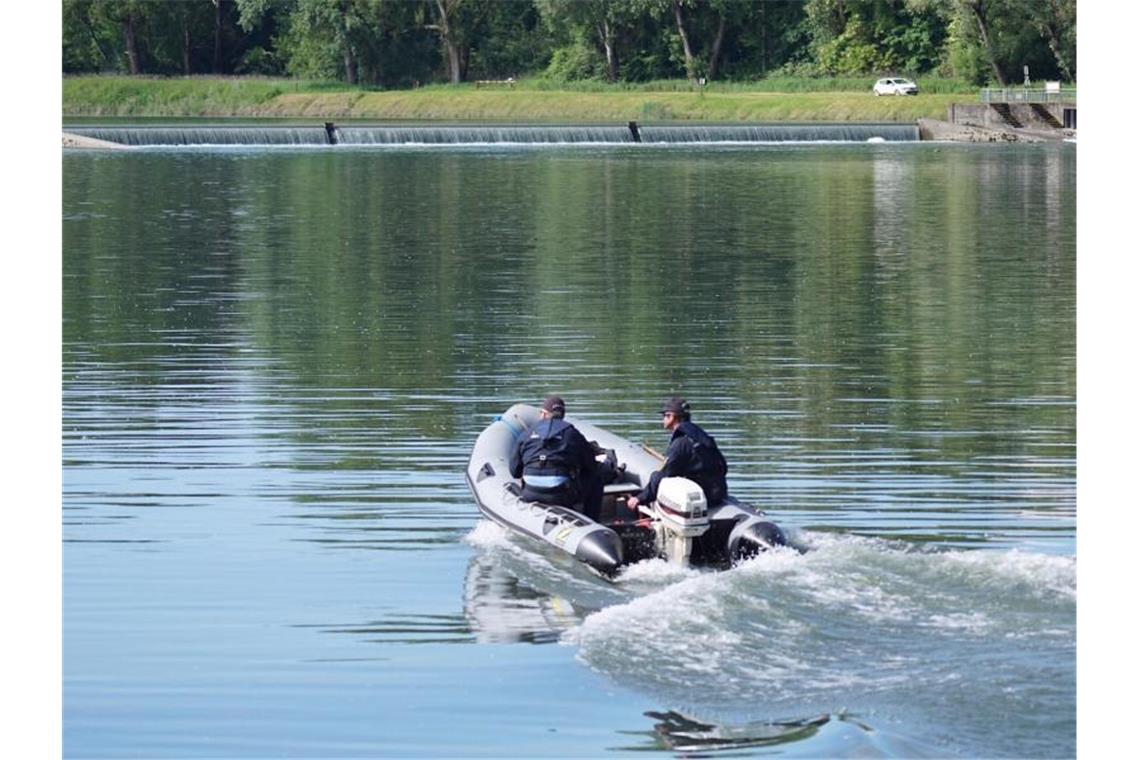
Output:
top-left (63, 132), bottom-right (129, 150)
top-left (948, 101), bottom-right (1076, 132)
top-left (917, 118), bottom-right (1064, 143)
top-left (924, 94), bottom-right (1076, 143)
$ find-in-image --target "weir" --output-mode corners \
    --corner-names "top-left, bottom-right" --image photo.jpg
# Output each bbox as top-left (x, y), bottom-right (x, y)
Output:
top-left (66, 123), bottom-right (919, 147)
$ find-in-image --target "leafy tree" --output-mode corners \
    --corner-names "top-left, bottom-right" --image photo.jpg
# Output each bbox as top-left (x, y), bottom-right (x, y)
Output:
top-left (63, 1), bottom-right (119, 72)
top-left (423, 0), bottom-right (499, 83)
top-left (537, 0), bottom-right (645, 82)
top-left (295, 0), bottom-right (368, 84)
top-left (84, 0), bottom-right (149, 74)
top-left (144, 2), bottom-right (232, 75)
top-left (723, 0), bottom-right (810, 78)
top-left (664, 0), bottom-right (748, 84)
top-left (64, 0), bottom-right (257, 75)
top-left (944, 0), bottom-right (1073, 85)
top-left (804, 0), bottom-right (945, 75)
top-left (63, 0), bottom-right (1074, 86)
top-left (368, 1), bottom-right (441, 87)
top-left (1027, 0), bottom-right (1075, 81)
top-left (235, 0), bottom-right (297, 75)
top-left (466, 0), bottom-right (552, 81)
top-left (240, 0), bottom-right (390, 84)
top-left (950, 0), bottom-right (1008, 84)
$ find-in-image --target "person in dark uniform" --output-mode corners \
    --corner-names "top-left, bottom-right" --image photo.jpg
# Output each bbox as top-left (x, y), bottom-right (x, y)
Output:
top-left (627, 397), bottom-right (728, 511)
top-left (510, 395), bottom-right (603, 519)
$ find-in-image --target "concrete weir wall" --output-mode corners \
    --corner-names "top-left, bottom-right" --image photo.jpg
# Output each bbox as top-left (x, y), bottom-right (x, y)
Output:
top-left (919, 100), bottom-right (1077, 143)
top-left (63, 132), bottom-right (128, 150)
top-left (917, 118), bottom-right (1033, 143)
top-left (948, 102), bottom-right (1074, 131)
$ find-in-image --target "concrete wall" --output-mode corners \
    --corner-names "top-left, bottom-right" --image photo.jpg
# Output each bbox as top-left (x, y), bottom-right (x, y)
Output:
top-left (948, 102), bottom-right (1075, 130)
top-left (62, 132), bottom-right (129, 150)
top-left (917, 118), bottom-right (1048, 143)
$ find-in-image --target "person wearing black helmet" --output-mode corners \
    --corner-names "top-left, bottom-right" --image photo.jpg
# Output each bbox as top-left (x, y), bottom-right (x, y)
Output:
top-left (510, 395), bottom-right (603, 519)
top-left (627, 397), bottom-right (728, 511)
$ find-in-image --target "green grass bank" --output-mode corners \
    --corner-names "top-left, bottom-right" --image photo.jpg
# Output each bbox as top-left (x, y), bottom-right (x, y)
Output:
top-left (63, 76), bottom-right (966, 123)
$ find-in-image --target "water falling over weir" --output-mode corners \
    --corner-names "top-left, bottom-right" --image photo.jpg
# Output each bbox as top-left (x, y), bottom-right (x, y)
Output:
top-left (66, 123), bottom-right (919, 147)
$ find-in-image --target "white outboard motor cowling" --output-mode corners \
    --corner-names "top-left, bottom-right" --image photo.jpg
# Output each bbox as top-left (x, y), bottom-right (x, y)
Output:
top-left (652, 477), bottom-right (710, 565)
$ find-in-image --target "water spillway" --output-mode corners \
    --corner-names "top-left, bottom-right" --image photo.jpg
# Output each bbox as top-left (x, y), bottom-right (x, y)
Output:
top-left (67, 126), bottom-right (332, 147)
top-left (65, 123), bottom-right (919, 147)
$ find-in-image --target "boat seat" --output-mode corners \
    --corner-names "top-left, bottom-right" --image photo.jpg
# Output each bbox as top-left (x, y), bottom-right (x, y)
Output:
top-left (603, 482), bottom-right (641, 496)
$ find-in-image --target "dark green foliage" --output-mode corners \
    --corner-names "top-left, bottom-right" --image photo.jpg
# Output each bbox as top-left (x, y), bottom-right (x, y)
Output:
top-left (466, 0), bottom-right (553, 80)
top-left (60, 0), bottom-right (1076, 86)
top-left (544, 41), bottom-right (607, 82)
top-left (63, 0), bottom-right (279, 76)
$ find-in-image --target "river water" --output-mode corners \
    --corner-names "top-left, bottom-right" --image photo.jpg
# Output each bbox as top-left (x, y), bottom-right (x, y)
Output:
top-left (63, 141), bottom-right (1075, 758)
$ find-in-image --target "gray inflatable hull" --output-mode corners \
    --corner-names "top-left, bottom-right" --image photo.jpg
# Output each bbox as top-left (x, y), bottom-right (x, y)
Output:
top-left (466, 404), bottom-right (787, 576)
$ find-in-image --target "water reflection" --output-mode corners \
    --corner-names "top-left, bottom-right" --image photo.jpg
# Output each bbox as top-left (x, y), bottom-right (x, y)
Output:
top-left (63, 144), bottom-right (1075, 757)
top-left (631, 710), bottom-right (831, 753)
top-left (463, 554), bottom-right (592, 644)
top-left (302, 613), bottom-right (474, 645)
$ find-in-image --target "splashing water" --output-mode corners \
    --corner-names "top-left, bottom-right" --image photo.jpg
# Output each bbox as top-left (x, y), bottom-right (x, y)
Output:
top-left (558, 533), bottom-right (1074, 756)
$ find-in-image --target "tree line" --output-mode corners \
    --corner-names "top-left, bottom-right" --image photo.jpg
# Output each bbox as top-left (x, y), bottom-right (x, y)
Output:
top-left (63, 1), bottom-right (1076, 87)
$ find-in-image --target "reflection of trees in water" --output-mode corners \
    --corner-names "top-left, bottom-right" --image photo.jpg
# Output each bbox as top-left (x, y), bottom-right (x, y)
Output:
top-left (65, 148), bottom-right (1075, 486)
top-left (63, 154), bottom-right (247, 386)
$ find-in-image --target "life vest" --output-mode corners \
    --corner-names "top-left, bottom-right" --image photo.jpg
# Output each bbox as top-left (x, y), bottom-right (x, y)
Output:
top-left (519, 419), bottom-right (582, 490)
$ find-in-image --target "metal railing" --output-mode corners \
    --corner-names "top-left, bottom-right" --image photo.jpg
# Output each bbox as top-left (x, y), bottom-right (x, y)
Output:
top-left (981, 87), bottom-right (1076, 104)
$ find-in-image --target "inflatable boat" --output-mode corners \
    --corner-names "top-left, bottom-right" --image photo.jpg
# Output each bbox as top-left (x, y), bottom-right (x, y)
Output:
top-left (465, 404), bottom-right (789, 576)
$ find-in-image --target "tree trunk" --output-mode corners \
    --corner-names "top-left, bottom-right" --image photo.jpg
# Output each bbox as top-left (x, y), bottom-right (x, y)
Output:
top-left (597, 19), bottom-right (618, 82)
top-left (707, 13), bottom-right (726, 82)
top-left (431, 0), bottom-right (464, 84)
top-left (182, 12), bottom-right (192, 75)
top-left (969, 1), bottom-right (1006, 85)
top-left (341, 4), bottom-right (357, 84)
top-left (759, 1), bottom-right (767, 75)
top-left (672, 1), bottom-right (698, 86)
top-left (445, 40), bottom-right (462, 83)
top-left (213, 0), bottom-right (224, 73)
top-left (122, 13), bottom-right (141, 75)
top-left (344, 46), bottom-right (358, 84)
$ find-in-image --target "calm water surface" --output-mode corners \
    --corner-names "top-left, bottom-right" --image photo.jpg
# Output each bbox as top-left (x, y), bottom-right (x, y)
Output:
top-left (63, 143), bottom-right (1075, 758)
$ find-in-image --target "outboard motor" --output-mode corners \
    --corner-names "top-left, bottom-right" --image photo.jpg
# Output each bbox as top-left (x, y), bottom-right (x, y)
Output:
top-left (652, 477), bottom-right (710, 566)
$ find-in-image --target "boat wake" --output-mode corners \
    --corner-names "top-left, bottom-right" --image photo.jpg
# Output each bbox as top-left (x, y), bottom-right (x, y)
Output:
top-left (465, 522), bottom-right (1075, 756)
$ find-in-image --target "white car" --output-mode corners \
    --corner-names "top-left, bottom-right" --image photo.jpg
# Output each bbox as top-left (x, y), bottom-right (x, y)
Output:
top-left (873, 77), bottom-right (919, 96)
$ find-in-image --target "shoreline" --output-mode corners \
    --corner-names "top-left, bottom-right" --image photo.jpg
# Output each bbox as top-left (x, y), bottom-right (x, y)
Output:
top-left (62, 76), bottom-right (961, 124)
top-left (62, 78), bottom-right (1074, 147)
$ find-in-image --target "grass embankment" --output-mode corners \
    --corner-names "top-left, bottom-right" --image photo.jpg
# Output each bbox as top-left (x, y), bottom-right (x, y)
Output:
top-left (64, 75), bottom-right (967, 123)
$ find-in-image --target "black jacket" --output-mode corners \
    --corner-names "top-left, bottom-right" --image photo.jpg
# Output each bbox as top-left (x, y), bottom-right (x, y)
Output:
top-left (637, 420), bottom-right (728, 505)
top-left (510, 418), bottom-right (597, 485)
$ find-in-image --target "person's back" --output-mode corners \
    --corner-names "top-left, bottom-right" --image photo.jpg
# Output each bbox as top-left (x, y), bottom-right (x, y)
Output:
top-left (628, 397), bottom-right (729, 511)
top-left (666, 419), bottom-right (728, 505)
top-left (513, 416), bottom-right (588, 487)
top-left (510, 396), bottom-right (600, 516)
